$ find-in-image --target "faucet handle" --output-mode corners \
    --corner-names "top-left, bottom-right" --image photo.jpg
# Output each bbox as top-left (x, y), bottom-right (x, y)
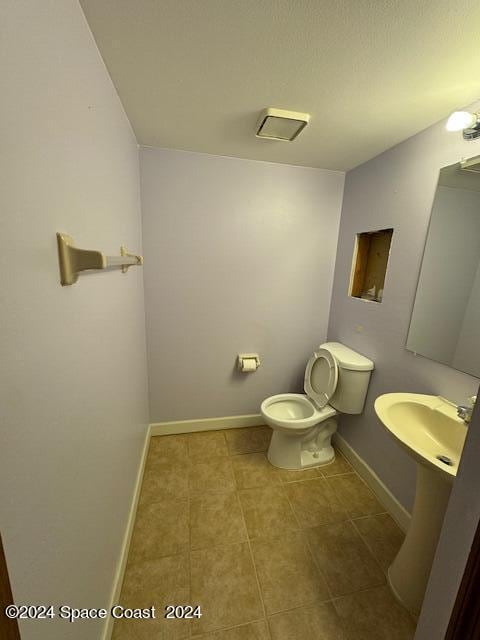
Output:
top-left (468, 395), bottom-right (477, 406)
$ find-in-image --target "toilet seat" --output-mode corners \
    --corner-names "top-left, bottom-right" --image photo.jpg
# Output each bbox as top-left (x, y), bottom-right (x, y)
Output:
top-left (261, 348), bottom-right (340, 431)
top-left (260, 393), bottom-right (336, 432)
top-left (304, 348), bottom-right (338, 409)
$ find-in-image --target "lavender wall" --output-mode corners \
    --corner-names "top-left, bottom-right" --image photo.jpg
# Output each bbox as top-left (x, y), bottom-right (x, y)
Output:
top-left (0, 2), bottom-right (149, 638)
top-left (140, 147), bottom-right (345, 422)
top-left (328, 102), bottom-right (480, 511)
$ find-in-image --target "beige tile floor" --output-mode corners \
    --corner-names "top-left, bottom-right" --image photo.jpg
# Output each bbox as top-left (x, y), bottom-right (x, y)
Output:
top-left (113, 426), bottom-right (416, 640)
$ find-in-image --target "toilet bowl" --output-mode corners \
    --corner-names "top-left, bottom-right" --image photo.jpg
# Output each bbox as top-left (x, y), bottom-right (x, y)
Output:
top-left (261, 393), bottom-right (337, 468)
top-left (261, 342), bottom-right (374, 470)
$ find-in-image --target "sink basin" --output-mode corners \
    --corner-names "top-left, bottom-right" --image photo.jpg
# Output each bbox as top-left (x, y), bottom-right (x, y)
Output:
top-left (374, 392), bottom-right (467, 617)
top-left (375, 393), bottom-right (467, 481)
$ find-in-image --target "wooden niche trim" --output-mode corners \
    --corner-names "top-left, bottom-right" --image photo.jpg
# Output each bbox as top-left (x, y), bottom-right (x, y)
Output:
top-left (349, 228), bottom-right (393, 303)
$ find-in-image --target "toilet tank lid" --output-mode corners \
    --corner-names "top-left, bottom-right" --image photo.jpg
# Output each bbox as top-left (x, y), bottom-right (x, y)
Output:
top-left (319, 342), bottom-right (374, 372)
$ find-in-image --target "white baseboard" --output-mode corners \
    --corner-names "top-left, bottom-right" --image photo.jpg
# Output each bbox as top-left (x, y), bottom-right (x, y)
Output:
top-left (333, 433), bottom-right (411, 533)
top-left (102, 424), bottom-right (151, 640)
top-left (150, 413), bottom-right (264, 436)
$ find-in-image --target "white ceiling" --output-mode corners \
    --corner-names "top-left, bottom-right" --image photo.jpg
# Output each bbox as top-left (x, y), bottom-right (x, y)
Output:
top-left (80, 0), bottom-right (480, 171)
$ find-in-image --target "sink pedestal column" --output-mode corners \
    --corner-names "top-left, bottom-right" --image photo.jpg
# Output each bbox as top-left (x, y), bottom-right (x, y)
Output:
top-left (388, 463), bottom-right (452, 617)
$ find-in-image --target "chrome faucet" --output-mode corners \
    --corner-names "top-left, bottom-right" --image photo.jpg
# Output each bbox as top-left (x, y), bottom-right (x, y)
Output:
top-left (457, 396), bottom-right (477, 425)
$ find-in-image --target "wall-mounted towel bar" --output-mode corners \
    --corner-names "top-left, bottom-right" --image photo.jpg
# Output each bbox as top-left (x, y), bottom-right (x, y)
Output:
top-left (56, 233), bottom-right (143, 286)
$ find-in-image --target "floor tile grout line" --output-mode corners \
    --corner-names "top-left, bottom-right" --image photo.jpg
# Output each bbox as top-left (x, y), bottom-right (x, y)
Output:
top-left (350, 511), bottom-right (389, 521)
top-left (328, 581), bottom-right (401, 604)
top-left (190, 616), bottom-right (267, 639)
top-left (282, 470), bottom-right (353, 531)
top-left (321, 470), bottom-right (356, 479)
top-left (187, 487), bottom-right (193, 637)
top-left (349, 515), bottom-right (398, 579)
top-left (282, 484), bottom-right (338, 605)
top-left (264, 579), bottom-right (399, 619)
top-left (264, 595), bottom-right (336, 619)
top-left (324, 471), bottom-right (388, 521)
top-left (302, 526), bottom-right (337, 604)
top-left (282, 482), bottom-right (305, 531)
top-left (261, 582), bottom-right (410, 620)
top-left (235, 487), bottom-right (273, 640)
top-left (279, 470), bottom-right (357, 488)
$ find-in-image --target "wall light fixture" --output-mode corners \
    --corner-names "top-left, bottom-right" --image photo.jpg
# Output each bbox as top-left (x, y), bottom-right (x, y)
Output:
top-left (446, 111), bottom-right (480, 140)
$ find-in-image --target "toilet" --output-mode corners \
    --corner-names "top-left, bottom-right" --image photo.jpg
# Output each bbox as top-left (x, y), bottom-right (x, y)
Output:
top-left (261, 342), bottom-right (374, 470)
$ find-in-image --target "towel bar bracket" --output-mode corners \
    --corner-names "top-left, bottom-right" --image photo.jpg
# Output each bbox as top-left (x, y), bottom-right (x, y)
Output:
top-left (56, 233), bottom-right (143, 286)
top-left (120, 245), bottom-right (143, 273)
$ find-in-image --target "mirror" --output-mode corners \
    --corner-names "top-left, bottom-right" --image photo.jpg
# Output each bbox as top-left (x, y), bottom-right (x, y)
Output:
top-left (406, 157), bottom-right (480, 377)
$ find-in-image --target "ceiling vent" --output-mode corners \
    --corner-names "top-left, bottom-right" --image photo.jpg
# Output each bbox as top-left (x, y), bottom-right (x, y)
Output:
top-left (256, 108), bottom-right (310, 141)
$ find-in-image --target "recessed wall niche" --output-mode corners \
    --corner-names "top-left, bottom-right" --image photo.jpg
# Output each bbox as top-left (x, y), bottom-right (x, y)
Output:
top-left (349, 228), bottom-right (393, 303)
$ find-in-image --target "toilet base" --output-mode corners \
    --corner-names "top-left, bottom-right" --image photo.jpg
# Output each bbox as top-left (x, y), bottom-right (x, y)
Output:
top-left (267, 419), bottom-right (337, 470)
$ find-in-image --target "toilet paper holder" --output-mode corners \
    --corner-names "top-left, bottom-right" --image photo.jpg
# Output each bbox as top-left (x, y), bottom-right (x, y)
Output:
top-left (237, 353), bottom-right (261, 372)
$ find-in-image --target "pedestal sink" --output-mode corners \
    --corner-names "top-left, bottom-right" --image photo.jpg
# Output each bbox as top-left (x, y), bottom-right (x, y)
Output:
top-left (374, 393), bottom-right (467, 617)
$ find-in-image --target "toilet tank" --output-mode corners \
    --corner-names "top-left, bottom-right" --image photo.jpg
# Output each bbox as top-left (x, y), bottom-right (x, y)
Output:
top-left (320, 342), bottom-right (374, 414)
